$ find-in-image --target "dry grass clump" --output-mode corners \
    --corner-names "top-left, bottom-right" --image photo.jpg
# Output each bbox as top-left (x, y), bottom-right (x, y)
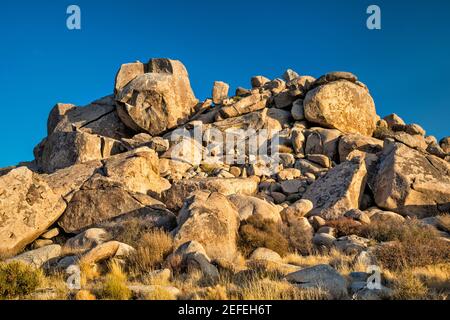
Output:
top-left (326, 218), bottom-right (361, 237)
top-left (100, 260), bottom-right (131, 300)
top-left (411, 264), bottom-right (450, 292)
top-left (79, 260), bottom-right (100, 287)
top-left (238, 216), bottom-right (289, 257)
top-left (237, 278), bottom-right (328, 300)
top-left (75, 290), bottom-right (96, 300)
top-left (0, 261), bottom-right (44, 299)
top-left (125, 229), bottom-right (174, 275)
top-left (391, 271), bottom-right (429, 300)
top-left (145, 286), bottom-right (177, 300)
top-left (369, 220), bottom-right (450, 270)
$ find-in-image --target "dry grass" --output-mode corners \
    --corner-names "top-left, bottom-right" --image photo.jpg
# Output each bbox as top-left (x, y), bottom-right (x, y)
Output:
top-left (238, 216), bottom-right (289, 257)
top-left (100, 260), bottom-right (131, 300)
top-left (0, 261), bottom-right (44, 299)
top-left (391, 271), bottom-right (429, 300)
top-left (411, 264), bottom-right (450, 292)
top-left (126, 229), bottom-right (174, 276)
top-left (79, 260), bottom-right (100, 288)
top-left (75, 290), bottom-right (96, 300)
top-left (145, 286), bottom-right (177, 300)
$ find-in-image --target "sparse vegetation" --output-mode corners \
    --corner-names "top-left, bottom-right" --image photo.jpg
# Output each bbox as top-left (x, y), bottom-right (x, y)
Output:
top-left (100, 260), bottom-right (131, 300)
top-left (125, 229), bottom-right (174, 275)
top-left (0, 262), bottom-right (44, 299)
top-left (326, 218), bottom-right (361, 237)
top-left (238, 216), bottom-right (289, 257)
top-left (367, 220), bottom-right (450, 270)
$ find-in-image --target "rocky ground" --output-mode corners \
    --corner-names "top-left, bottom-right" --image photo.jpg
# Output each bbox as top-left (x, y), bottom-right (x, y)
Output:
top-left (0, 58), bottom-right (449, 300)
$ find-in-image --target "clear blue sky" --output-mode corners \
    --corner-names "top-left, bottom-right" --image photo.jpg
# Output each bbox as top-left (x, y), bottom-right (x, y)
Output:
top-left (0, 0), bottom-right (449, 167)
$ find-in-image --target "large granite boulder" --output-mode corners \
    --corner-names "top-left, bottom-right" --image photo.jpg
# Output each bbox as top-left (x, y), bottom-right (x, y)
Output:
top-left (0, 167), bottom-right (67, 257)
top-left (174, 191), bottom-right (240, 261)
top-left (304, 80), bottom-right (377, 136)
top-left (373, 141), bottom-right (450, 217)
top-left (115, 58), bottom-right (198, 135)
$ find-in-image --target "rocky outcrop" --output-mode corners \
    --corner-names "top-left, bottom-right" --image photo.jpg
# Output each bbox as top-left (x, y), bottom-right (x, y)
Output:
top-left (1, 58), bottom-right (449, 302)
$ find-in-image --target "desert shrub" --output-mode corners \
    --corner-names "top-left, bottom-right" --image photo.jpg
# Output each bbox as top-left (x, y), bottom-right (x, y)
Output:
top-left (100, 261), bottom-right (131, 300)
top-left (370, 220), bottom-right (450, 270)
top-left (357, 220), bottom-right (407, 242)
top-left (126, 229), bottom-right (174, 275)
top-left (0, 261), bottom-right (44, 299)
top-left (238, 216), bottom-right (289, 257)
top-left (326, 218), bottom-right (362, 237)
top-left (392, 271), bottom-right (428, 300)
top-left (281, 221), bottom-right (314, 255)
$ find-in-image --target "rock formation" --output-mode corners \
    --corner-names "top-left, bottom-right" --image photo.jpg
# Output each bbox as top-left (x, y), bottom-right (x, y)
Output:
top-left (0, 58), bottom-right (449, 301)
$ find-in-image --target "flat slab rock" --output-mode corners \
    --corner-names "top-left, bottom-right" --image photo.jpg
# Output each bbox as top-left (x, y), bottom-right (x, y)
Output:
top-left (374, 141), bottom-right (450, 217)
top-left (302, 156), bottom-right (367, 220)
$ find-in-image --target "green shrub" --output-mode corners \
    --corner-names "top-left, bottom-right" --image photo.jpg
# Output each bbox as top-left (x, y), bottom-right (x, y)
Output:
top-left (0, 261), bottom-right (44, 299)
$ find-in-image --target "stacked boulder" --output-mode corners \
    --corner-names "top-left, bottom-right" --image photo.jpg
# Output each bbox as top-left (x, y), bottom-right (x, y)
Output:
top-left (1, 58), bottom-right (449, 298)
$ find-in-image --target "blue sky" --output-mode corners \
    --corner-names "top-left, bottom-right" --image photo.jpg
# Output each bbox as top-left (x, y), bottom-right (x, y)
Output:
top-left (0, 0), bottom-right (449, 167)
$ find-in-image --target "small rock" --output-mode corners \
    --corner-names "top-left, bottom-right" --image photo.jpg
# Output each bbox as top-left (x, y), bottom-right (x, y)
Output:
top-left (41, 228), bottom-right (60, 240)
top-left (250, 248), bottom-right (282, 263)
top-left (212, 81), bottom-right (230, 105)
top-left (313, 233), bottom-right (336, 247)
top-left (286, 264), bottom-right (348, 299)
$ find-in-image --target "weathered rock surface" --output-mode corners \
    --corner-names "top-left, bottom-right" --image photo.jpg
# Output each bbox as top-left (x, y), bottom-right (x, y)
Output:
top-left (339, 134), bottom-right (384, 163)
top-left (304, 80), bottom-right (377, 136)
top-left (286, 264), bottom-right (348, 298)
top-left (6, 245), bottom-right (62, 268)
top-left (373, 141), bottom-right (450, 217)
top-left (116, 58), bottom-right (198, 135)
top-left (174, 191), bottom-right (240, 261)
top-left (0, 167), bottom-right (67, 257)
top-left (303, 156), bottom-right (368, 220)
top-left (164, 177), bottom-right (258, 210)
top-left (227, 194), bottom-right (281, 222)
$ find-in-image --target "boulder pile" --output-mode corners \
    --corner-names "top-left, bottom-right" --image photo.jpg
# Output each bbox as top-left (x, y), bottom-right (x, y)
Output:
top-left (1, 58), bottom-right (449, 299)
